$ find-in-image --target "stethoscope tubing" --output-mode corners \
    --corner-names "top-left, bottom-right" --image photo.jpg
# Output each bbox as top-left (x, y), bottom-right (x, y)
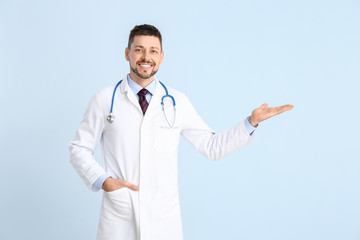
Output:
top-left (110, 80), bottom-right (123, 114)
top-left (107, 79), bottom-right (176, 127)
top-left (159, 81), bottom-right (176, 107)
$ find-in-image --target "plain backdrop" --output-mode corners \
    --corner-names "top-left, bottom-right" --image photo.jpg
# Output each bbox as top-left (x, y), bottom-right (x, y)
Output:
top-left (0, 0), bottom-right (359, 239)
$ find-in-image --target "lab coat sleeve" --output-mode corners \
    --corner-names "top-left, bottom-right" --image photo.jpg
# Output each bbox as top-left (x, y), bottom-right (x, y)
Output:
top-left (181, 95), bottom-right (255, 161)
top-left (69, 92), bottom-right (107, 192)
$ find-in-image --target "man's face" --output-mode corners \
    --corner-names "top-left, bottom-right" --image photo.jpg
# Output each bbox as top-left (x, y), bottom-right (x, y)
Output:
top-left (125, 35), bottom-right (164, 84)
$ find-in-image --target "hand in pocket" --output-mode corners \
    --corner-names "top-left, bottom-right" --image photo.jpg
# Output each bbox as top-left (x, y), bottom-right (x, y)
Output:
top-left (102, 177), bottom-right (139, 192)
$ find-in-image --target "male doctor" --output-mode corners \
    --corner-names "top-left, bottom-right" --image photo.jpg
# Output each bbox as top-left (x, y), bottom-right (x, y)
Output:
top-left (69, 24), bottom-right (293, 240)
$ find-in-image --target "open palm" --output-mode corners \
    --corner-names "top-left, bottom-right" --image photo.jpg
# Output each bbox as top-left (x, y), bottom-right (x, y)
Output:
top-left (250, 103), bottom-right (294, 126)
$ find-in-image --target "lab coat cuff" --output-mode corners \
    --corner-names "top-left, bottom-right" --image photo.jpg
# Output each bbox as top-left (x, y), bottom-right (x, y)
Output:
top-left (244, 117), bottom-right (257, 136)
top-left (92, 173), bottom-right (111, 192)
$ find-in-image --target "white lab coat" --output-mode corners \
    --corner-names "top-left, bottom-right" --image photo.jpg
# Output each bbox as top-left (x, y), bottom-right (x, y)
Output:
top-left (69, 76), bottom-right (254, 240)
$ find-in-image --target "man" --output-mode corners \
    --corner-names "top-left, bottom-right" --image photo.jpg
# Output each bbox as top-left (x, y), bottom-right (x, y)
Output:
top-left (69, 24), bottom-right (293, 240)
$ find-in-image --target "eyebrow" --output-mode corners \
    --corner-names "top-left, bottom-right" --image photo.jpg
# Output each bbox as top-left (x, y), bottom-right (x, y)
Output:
top-left (134, 45), bottom-right (160, 50)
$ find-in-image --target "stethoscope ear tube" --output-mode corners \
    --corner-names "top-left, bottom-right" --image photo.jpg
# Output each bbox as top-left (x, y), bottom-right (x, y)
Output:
top-left (161, 103), bottom-right (176, 128)
top-left (161, 92), bottom-right (177, 128)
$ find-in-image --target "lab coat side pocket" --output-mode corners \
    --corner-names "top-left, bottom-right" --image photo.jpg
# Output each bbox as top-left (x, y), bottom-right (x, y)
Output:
top-left (98, 188), bottom-right (137, 240)
top-left (154, 125), bottom-right (181, 153)
top-left (101, 187), bottom-right (133, 222)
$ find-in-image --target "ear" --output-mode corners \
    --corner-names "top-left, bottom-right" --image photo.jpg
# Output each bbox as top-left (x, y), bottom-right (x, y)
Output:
top-left (125, 47), bottom-right (130, 61)
top-left (160, 51), bottom-right (164, 64)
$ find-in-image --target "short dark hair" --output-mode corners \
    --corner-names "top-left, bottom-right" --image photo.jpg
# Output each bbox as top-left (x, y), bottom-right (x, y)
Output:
top-left (128, 24), bottom-right (162, 50)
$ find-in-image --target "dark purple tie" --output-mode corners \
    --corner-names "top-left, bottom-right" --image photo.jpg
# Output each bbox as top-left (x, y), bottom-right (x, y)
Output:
top-left (137, 89), bottom-right (149, 115)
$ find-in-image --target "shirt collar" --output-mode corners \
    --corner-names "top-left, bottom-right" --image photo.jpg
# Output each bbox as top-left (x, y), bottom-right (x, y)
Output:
top-left (127, 74), bottom-right (156, 96)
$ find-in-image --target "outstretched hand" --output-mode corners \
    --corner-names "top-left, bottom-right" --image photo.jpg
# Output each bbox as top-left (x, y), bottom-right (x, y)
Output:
top-left (250, 103), bottom-right (294, 127)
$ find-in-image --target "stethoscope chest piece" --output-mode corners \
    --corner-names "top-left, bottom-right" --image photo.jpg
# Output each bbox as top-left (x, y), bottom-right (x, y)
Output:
top-left (107, 114), bottom-right (115, 123)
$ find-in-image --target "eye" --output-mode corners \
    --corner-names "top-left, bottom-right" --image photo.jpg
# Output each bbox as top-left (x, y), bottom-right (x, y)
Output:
top-left (151, 50), bottom-right (158, 54)
top-left (135, 49), bottom-right (142, 52)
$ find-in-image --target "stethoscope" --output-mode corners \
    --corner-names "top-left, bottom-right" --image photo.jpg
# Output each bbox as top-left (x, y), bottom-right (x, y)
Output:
top-left (106, 80), bottom-right (176, 128)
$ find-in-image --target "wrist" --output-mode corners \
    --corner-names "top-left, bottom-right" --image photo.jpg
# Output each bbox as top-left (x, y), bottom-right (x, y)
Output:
top-left (247, 116), bottom-right (258, 127)
top-left (102, 177), bottom-right (113, 190)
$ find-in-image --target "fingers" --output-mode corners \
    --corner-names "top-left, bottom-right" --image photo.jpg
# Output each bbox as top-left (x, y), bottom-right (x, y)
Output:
top-left (260, 103), bottom-right (293, 112)
top-left (278, 104), bottom-right (294, 113)
top-left (286, 104), bottom-right (294, 110)
top-left (124, 180), bottom-right (139, 191)
top-left (108, 179), bottom-right (139, 191)
top-left (269, 104), bottom-right (294, 118)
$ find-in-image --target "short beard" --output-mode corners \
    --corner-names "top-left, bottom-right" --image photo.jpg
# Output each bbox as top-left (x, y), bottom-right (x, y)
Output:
top-left (131, 66), bottom-right (158, 80)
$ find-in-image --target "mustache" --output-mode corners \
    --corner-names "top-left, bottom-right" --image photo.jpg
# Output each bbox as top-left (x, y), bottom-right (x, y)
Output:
top-left (137, 60), bottom-right (154, 65)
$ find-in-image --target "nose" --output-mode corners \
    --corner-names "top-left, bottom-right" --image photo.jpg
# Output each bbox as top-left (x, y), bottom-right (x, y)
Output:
top-left (141, 50), bottom-right (150, 62)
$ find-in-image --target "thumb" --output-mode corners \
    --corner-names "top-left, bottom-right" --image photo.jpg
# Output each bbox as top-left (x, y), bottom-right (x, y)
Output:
top-left (260, 103), bottom-right (268, 109)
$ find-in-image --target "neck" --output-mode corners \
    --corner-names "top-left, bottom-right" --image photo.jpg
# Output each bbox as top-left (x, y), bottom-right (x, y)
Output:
top-left (129, 72), bottom-right (155, 88)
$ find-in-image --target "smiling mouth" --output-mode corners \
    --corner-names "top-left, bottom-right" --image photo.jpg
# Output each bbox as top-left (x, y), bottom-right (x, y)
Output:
top-left (138, 62), bottom-right (154, 69)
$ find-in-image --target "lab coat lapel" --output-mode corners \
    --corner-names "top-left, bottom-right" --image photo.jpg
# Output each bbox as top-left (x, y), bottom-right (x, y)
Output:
top-left (120, 75), bottom-right (143, 114)
top-left (144, 78), bottom-right (164, 119)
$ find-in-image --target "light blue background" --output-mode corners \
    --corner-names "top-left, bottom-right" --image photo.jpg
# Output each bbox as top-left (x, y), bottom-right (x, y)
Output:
top-left (1, 0), bottom-right (359, 239)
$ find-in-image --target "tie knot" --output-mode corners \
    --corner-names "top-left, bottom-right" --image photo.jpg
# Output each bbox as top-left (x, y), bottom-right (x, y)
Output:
top-left (138, 89), bottom-right (149, 97)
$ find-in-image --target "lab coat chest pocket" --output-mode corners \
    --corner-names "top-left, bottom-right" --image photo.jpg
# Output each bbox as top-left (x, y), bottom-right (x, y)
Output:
top-left (154, 125), bottom-right (181, 153)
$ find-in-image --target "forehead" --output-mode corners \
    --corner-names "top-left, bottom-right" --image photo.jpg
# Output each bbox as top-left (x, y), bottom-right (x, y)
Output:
top-left (131, 35), bottom-right (161, 49)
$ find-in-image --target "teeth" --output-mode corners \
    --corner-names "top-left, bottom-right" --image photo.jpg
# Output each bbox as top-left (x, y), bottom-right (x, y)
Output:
top-left (140, 64), bottom-right (151, 67)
